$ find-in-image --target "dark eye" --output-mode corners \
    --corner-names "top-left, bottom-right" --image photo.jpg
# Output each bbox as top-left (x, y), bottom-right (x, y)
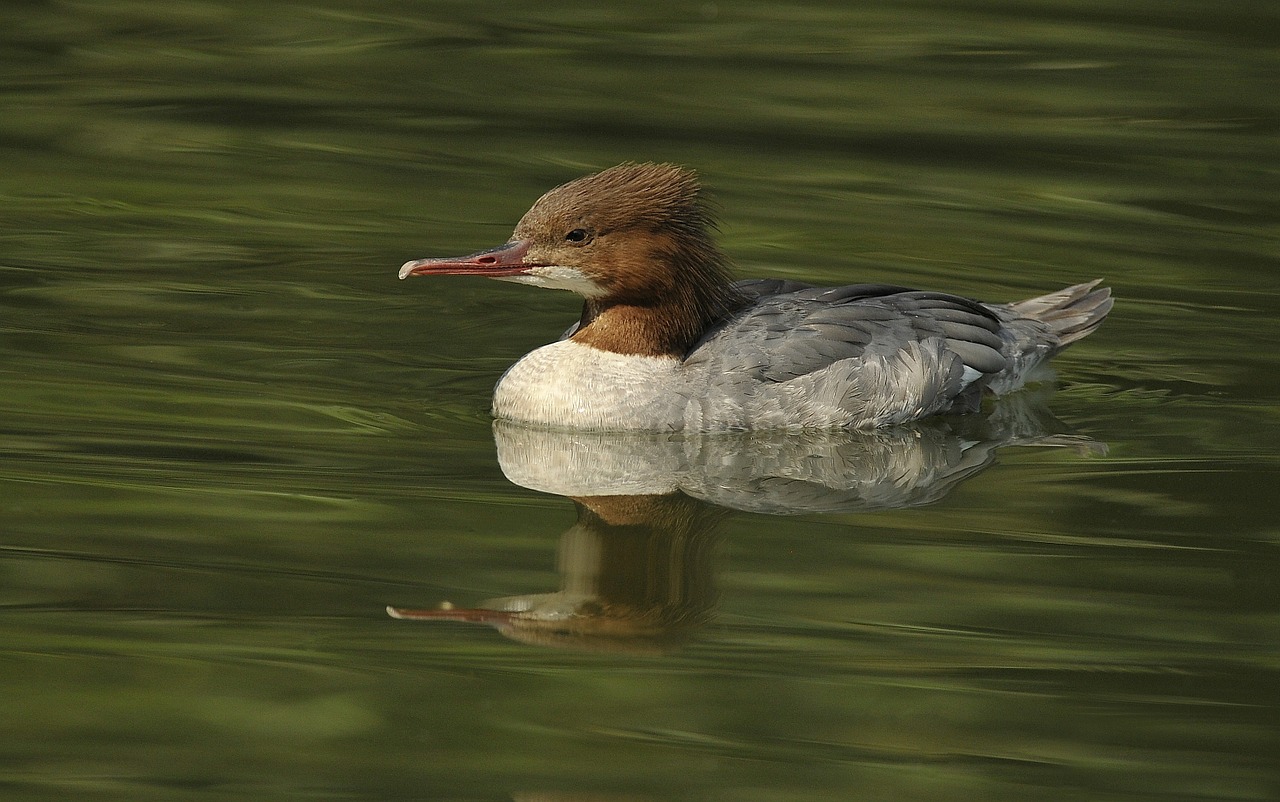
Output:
top-left (565, 228), bottom-right (590, 244)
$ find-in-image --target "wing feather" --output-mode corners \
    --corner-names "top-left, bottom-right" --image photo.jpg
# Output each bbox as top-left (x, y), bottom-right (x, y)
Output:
top-left (682, 282), bottom-right (1012, 429)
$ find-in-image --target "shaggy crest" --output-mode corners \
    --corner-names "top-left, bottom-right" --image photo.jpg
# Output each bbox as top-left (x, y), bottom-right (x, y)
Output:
top-left (516, 162), bottom-right (711, 240)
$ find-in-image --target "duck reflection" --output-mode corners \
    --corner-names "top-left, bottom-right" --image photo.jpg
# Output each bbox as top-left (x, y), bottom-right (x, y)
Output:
top-left (389, 398), bottom-right (1101, 651)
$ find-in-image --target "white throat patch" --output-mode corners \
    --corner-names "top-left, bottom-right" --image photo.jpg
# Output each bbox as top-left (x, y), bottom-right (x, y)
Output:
top-left (496, 265), bottom-right (607, 298)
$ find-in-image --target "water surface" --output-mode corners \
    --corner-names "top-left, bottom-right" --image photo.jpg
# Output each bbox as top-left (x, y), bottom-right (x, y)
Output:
top-left (2, 2), bottom-right (1277, 800)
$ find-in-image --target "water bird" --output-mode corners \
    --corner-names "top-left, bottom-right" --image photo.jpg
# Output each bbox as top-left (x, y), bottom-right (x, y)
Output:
top-left (399, 163), bottom-right (1112, 430)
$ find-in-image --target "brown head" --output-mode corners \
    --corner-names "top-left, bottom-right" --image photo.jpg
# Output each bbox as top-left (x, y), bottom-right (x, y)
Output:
top-left (399, 163), bottom-right (744, 357)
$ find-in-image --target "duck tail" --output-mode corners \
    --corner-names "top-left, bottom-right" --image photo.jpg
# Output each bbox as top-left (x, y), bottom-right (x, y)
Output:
top-left (1007, 279), bottom-right (1113, 351)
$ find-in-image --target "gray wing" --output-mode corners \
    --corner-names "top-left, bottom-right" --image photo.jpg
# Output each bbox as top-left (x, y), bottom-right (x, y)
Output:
top-left (684, 283), bottom-right (1008, 428)
top-left (694, 283), bottom-right (1007, 379)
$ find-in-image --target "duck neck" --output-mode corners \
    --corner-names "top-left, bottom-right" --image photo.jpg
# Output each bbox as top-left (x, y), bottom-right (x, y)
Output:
top-left (571, 249), bottom-right (745, 358)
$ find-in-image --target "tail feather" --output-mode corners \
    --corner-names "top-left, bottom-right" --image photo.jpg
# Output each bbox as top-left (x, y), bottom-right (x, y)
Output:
top-left (979, 279), bottom-right (1113, 397)
top-left (1007, 279), bottom-right (1113, 350)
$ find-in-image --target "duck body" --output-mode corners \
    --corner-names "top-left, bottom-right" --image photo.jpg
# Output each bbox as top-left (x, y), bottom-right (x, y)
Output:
top-left (491, 278), bottom-right (1108, 431)
top-left (401, 163), bottom-right (1112, 432)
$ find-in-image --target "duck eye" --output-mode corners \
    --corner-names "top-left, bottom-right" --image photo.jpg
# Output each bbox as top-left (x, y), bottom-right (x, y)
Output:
top-left (565, 228), bottom-right (590, 244)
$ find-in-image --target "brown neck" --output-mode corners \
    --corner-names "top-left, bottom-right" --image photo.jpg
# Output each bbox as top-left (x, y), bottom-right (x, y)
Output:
top-left (571, 245), bottom-right (745, 358)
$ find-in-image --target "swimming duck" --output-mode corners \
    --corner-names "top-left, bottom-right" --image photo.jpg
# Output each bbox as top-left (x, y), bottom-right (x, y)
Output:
top-left (399, 162), bottom-right (1111, 430)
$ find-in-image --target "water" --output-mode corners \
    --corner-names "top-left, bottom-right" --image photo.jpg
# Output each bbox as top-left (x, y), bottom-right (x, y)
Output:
top-left (2, 2), bottom-right (1277, 800)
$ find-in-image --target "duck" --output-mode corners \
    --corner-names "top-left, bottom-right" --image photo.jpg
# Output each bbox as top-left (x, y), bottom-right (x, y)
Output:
top-left (398, 162), bottom-right (1112, 431)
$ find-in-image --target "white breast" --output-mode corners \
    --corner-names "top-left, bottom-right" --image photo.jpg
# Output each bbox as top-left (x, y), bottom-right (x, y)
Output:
top-left (492, 340), bottom-right (689, 430)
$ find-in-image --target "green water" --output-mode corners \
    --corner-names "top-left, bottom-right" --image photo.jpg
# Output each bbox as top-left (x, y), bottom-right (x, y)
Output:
top-left (2, 2), bottom-right (1277, 800)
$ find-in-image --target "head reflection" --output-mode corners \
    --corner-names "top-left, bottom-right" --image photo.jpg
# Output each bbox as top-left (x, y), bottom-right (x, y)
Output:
top-left (389, 493), bottom-right (722, 654)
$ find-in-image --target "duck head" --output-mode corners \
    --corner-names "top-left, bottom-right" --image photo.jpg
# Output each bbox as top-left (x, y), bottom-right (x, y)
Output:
top-left (399, 162), bottom-right (744, 356)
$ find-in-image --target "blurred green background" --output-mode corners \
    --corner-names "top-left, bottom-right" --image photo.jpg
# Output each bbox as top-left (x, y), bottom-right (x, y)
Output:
top-left (1, 2), bottom-right (1277, 800)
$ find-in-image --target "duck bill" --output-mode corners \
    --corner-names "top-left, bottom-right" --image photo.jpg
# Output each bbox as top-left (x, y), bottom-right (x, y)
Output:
top-left (385, 605), bottom-right (514, 625)
top-left (398, 239), bottom-right (534, 280)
